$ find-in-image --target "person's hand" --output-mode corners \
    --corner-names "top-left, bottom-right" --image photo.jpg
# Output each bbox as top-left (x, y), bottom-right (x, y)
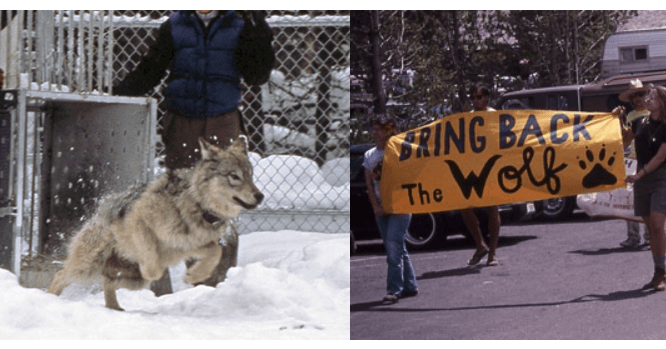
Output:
top-left (613, 105), bottom-right (626, 118)
top-left (613, 106), bottom-right (627, 124)
top-left (628, 168), bottom-right (647, 183)
top-left (626, 174), bottom-right (639, 183)
top-left (373, 205), bottom-right (386, 217)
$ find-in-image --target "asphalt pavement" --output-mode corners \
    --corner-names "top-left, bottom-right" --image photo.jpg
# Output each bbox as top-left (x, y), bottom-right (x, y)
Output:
top-left (351, 212), bottom-right (666, 340)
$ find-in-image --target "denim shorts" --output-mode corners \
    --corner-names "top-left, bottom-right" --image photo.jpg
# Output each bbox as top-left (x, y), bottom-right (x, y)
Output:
top-left (634, 164), bottom-right (666, 217)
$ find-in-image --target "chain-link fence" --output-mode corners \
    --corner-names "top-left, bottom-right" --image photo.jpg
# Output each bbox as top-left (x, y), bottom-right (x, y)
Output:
top-left (0, 10), bottom-right (349, 264)
top-left (2, 10), bottom-right (350, 158)
top-left (112, 11), bottom-right (350, 162)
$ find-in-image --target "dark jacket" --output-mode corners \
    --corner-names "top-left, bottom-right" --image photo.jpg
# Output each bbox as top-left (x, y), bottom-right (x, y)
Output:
top-left (114, 10), bottom-right (274, 117)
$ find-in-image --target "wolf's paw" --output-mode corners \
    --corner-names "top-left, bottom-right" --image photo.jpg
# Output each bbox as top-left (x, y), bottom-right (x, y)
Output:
top-left (139, 264), bottom-right (164, 281)
top-left (105, 304), bottom-right (125, 311)
top-left (183, 270), bottom-right (208, 285)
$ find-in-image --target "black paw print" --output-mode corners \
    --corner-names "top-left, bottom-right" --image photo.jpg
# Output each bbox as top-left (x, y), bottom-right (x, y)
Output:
top-left (578, 145), bottom-right (617, 188)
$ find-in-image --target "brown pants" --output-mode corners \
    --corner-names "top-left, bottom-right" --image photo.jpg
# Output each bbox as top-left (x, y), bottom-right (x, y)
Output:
top-left (162, 109), bottom-right (243, 170)
top-left (152, 109), bottom-right (244, 293)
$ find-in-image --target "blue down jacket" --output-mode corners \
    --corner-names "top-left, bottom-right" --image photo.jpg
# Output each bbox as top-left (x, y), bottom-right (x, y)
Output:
top-left (113, 11), bottom-right (274, 118)
top-left (165, 10), bottom-right (245, 117)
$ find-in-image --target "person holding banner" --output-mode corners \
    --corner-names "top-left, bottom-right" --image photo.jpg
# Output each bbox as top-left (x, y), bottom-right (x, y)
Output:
top-left (462, 84), bottom-right (501, 266)
top-left (622, 84), bottom-right (666, 291)
top-left (363, 114), bottom-right (419, 304)
top-left (470, 84), bottom-right (495, 113)
top-left (618, 80), bottom-right (651, 248)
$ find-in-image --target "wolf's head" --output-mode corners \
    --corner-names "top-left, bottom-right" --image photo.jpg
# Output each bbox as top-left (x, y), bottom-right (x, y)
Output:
top-left (191, 137), bottom-right (264, 218)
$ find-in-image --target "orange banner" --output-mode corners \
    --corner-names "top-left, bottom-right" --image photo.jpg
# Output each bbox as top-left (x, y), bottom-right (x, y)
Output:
top-left (380, 110), bottom-right (627, 214)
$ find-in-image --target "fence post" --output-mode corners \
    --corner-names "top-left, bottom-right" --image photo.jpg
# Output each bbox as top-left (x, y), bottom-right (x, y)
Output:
top-left (0, 91), bottom-right (18, 273)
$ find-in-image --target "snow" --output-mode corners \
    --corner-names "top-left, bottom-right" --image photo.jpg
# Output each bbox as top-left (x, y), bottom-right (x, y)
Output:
top-left (6, 120), bottom-right (350, 340)
top-left (151, 149), bottom-right (350, 217)
top-left (0, 231), bottom-right (350, 340)
top-left (250, 152), bottom-right (350, 211)
top-left (152, 149), bottom-right (349, 214)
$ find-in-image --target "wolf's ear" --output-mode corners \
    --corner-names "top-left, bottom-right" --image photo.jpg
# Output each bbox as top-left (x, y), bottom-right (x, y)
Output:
top-left (198, 137), bottom-right (214, 159)
top-left (231, 137), bottom-right (248, 152)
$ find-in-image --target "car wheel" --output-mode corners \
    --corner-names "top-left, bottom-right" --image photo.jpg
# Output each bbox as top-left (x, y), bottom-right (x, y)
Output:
top-left (350, 230), bottom-right (356, 256)
top-left (539, 196), bottom-right (575, 220)
top-left (405, 213), bottom-right (445, 250)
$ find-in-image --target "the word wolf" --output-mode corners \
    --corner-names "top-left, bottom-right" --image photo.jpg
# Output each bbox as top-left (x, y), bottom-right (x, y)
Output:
top-left (47, 137), bottom-right (264, 310)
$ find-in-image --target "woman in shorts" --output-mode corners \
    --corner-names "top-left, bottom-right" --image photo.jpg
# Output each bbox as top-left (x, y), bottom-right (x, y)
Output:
top-left (623, 85), bottom-right (666, 291)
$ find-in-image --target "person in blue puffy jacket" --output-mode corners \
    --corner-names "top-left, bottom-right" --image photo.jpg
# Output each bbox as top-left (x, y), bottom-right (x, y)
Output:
top-left (114, 10), bottom-right (274, 290)
top-left (114, 10), bottom-right (274, 170)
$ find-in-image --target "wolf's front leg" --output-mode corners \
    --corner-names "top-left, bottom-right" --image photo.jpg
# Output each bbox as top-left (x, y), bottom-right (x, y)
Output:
top-left (183, 242), bottom-right (223, 285)
top-left (201, 230), bottom-right (238, 286)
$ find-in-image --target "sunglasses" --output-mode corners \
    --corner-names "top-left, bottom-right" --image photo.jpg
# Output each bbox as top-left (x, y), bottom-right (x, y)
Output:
top-left (631, 92), bottom-right (647, 99)
top-left (471, 95), bottom-right (486, 100)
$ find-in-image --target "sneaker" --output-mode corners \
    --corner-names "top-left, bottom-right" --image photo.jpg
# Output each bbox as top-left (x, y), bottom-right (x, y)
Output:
top-left (620, 237), bottom-right (640, 248)
top-left (400, 290), bottom-right (419, 299)
top-left (382, 293), bottom-right (399, 304)
top-left (657, 281), bottom-right (666, 292)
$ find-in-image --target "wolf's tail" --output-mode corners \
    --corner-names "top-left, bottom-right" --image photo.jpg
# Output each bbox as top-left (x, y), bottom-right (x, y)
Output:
top-left (47, 218), bottom-right (115, 295)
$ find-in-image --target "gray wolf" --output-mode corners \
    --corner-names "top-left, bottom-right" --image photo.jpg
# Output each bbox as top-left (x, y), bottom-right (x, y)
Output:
top-left (47, 137), bottom-right (264, 310)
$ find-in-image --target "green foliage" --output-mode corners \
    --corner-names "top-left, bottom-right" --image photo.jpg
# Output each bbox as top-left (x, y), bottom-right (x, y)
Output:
top-left (351, 10), bottom-right (638, 123)
top-left (350, 111), bottom-right (373, 145)
top-left (499, 10), bottom-right (638, 87)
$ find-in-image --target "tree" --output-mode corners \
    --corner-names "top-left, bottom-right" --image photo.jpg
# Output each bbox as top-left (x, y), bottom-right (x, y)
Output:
top-left (499, 10), bottom-right (637, 86)
top-left (369, 10), bottom-right (386, 114)
top-left (350, 10), bottom-right (638, 131)
top-left (382, 11), bottom-right (519, 112)
top-left (352, 11), bottom-right (520, 113)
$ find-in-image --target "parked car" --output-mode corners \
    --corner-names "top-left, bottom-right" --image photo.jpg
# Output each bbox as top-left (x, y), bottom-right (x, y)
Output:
top-left (351, 144), bottom-right (539, 254)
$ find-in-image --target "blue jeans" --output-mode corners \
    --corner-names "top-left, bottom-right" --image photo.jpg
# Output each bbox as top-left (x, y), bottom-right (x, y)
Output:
top-left (375, 214), bottom-right (418, 296)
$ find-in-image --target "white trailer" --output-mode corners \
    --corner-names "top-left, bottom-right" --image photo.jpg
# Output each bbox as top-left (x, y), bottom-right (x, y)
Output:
top-left (601, 28), bottom-right (666, 79)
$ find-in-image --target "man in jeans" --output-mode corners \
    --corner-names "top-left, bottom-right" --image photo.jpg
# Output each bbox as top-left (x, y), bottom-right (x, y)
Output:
top-left (363, 114), bottom-right (418, 304)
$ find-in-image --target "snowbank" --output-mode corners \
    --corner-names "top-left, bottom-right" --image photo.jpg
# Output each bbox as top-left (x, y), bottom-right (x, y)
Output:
top-left (251, 153), bottom-right (350, 211)
top-left (0, 231), bottom-right (350, 340)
